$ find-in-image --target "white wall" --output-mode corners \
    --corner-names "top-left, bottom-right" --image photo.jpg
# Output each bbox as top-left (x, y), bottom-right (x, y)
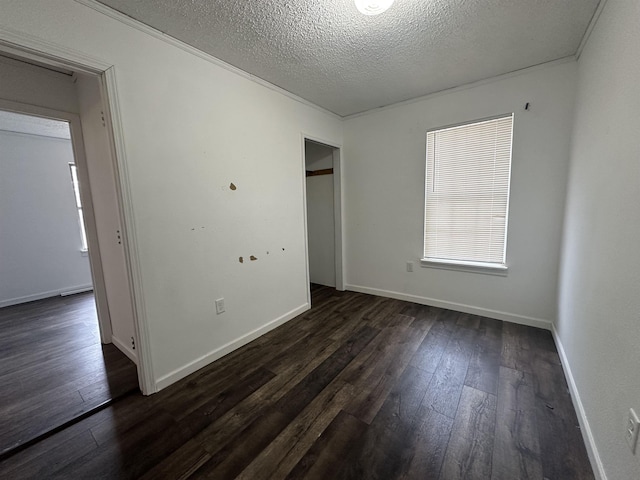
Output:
top-left (0, 130), bottom-right (92, 306)
top-left (305, 141), bottom-right (335, 287)
top-left (0, 55), bottom-right (79, 113)
top-left (557, 1), bottom-right (640, 479)
top-left (343, 61), bottom-right (577, 327)
top-left (0, 0), bottom-right (343, 389)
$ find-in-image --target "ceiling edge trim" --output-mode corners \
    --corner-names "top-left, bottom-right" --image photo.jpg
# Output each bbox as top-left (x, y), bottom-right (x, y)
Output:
top-left (72, 0), bottom-right (343, 121)
top-left (343, 56), bottom-right (577, 121)
top-left (575, 0), bottom-right (609, 60)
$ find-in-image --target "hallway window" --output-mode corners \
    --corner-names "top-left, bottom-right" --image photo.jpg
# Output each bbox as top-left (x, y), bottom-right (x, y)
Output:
top-left (423, 114), bottom-right (513, 272)
top-left (69, 163), bottom-right (88, 252)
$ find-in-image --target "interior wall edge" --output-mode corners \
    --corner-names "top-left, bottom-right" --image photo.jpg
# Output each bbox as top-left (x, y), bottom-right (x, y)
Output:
top-left (345, 284), bottom-right (553, 330)
top-left (551, 324), bottom-right (607, 480)
top-left (154, 302), bottom-right (310, 392)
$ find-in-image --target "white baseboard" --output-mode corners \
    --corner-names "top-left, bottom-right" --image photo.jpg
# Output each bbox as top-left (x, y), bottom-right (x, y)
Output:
top-left (345, 284), bottom-right (552, 330)
top-left (61, 286), bottom-right (94, 296)
top-left (154, 303), bottom-right (310, 391)
top-left (551, 325), bottom-right (607, 480)
top-left (112, 335), bottom-right (138, 364)
top-left (0, 284), bottom-right (94, 308)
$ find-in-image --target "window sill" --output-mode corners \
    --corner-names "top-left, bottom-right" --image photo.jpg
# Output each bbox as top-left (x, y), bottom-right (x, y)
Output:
top-left (420, 258), bottom-right (508, 277)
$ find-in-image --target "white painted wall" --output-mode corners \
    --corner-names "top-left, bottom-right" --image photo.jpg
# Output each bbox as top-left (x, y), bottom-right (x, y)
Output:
top-left (0, 130), bottom-right (92, 306)
top-left (76, 73), bottom-right (136, 360)
top-left (305, 141), bottom-right (335, 287)
top-left (0, 0), bottom-right (343, 389)
top-left (557, 1), bottom-right (640, 479)
top-left (343, 61), bottom-right (577, 327)
top-left (0, 55), bottom-right (79, 113)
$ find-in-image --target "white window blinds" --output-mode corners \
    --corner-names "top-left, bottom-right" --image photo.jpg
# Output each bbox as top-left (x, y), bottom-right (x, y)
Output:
top-left (424, 114), bottom-right (513, 267)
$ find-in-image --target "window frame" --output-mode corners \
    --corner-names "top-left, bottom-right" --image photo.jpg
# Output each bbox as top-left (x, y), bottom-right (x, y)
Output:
top-left (68, 163), bottom-right (88, 253)
top-left (421, 113), bottom-right (514, 276)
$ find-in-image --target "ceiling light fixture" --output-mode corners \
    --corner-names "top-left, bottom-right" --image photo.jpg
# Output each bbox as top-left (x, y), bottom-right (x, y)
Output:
top-left (355, 0), bottom-right (394, 16)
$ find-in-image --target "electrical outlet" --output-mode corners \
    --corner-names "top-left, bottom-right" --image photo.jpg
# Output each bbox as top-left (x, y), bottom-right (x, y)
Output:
top-left (406, 261), bottom-right (414, 272)
top-left (626, 408), bottom-right (639, 453)
top-left (215, 298), bottom-right (225, 315)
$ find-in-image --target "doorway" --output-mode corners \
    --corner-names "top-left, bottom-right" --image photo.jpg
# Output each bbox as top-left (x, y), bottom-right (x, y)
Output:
top-left (303, 138), bottom-right (344, 303)
top-left (0, 52), bottom-right (141, 456)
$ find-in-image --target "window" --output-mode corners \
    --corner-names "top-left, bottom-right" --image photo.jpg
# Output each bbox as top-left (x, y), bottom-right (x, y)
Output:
top-left (69, 163), bottom-right (88, 252)
top-left (423, 114), bottom-right (513, 272)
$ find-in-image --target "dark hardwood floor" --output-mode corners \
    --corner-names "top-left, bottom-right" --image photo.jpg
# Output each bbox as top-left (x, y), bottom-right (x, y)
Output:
top-left (0, 285), bottom-right (594, 479)
top-left (0, 292), bottom-right (138, 456)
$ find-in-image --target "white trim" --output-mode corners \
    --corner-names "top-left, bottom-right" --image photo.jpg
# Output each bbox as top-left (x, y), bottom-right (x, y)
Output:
top-left (551, 324), bottom-right (607, 480)
top-left (302, 134), bottom-right (345, 296)
top-left (576, 0), bottom-right (609, 60)
top-left (332, 147), bottom-right (345, 291)
top-left (0, 25), bottom-right (111, 74)
top-left (301, 136), bottom-right (312, 307)
top-left (343, 56), bottom-right (576, 120)
top-left (155, 303), bottom-right (309, 391)
top-left (420, 258), bottom-right (508, 277)
top-left (60, 286), bottom-right (93, 296)
top-left (112, 335), bottom-right (138, 364)
top-left (345, 284), bottom-right (552, 330)
top-left (0, 285), bottom-right (93, 308)
top-left (101, 67), bottom-right (155, 395)
top-left (72, 0), bottom-right (341, 120)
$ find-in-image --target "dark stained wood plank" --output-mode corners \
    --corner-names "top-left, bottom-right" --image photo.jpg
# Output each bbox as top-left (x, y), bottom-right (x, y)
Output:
top-left (0, 428), bottom-right (98, 479)
top-left (398, 405), bottom-right (454, 479)
top-left (0, 288), bottom-right (596, 480)
top-left (192, 326), bottom-right (379, 478)
top-left (465, 323), bottom-right (503, 395)
top-left (409, 308), bottom-right (458, 373)
top-left (421, 326), bottom-right (479, 418)
top-left (336, 365), bottom-right (432, 479)
top-left (177, 367), bottom-right (277, 436)
top-left (0, 292), bottom-right (138, 455)
top-left (343, 315), bottom-right (428, 423)
top-left (533, 354), bottom-right (595, 480)
top-left (286, 410), bottom-right (367, 480)
top-left (56, 411), bottom-right (194, 479)
top-left (237, 381), bottom-right (355, 479)
top-left (138, 440), bottom-right (210, 480)
top-left (491, 367), bottom-right (543, 480)
top-left (456, 312), bottom-right (482, 330)
top-left (439, 386), bottom-right (497, 480)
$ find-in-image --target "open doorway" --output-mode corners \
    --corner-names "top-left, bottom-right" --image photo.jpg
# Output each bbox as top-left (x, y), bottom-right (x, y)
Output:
top-left (0, 54), bottom-right (140, 456)
top-left (303, 138), bottom-right (344, 303)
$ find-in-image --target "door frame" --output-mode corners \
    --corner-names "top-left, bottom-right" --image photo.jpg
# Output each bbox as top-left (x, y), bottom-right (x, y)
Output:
top-left (301, 134), bottom-right (345, 306)
top-left (0, 32), bottom-right (155, 394)
top-left (0, 99), bottom-right (115, 344)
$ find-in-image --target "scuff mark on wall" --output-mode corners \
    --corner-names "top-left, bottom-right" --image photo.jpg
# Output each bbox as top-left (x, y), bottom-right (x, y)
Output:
top-left (239, 256), bottom-right (244, 263)
top-left (230, 182), bottom-right (237, 191)
top-left (250, 255), bottom-right (257, 261)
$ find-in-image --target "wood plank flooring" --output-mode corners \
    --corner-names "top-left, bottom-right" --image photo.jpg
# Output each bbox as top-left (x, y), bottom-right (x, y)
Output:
top-left (0, 285), bottom-right (595, 479)
top-left (0, 292), bottom-right (138, 456)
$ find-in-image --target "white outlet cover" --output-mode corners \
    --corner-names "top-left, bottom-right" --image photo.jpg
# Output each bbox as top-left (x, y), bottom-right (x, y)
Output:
top-left (215, 298), bottom-right (225, 314)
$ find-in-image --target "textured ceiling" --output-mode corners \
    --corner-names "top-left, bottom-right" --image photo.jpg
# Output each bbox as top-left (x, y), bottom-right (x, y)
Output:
top-left (94, 0), bottom-right (599, 116)
top-left (0, 110), bottom-right (71, 139)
